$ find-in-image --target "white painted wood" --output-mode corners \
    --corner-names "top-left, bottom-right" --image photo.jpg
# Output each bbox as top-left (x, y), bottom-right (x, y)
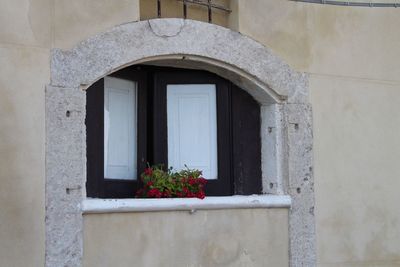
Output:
top-left (104, 77), bottom-right (137, 180)
top-left (82, 195), bottom-right (292, 214)
top-left (167, 84), bottom-right (218, 180)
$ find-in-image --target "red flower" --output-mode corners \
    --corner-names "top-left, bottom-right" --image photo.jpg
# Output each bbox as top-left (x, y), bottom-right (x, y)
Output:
top-left (147, 188), bottom-right (162, 198)
top-left (137, 165), bottom-right (208, 199)
top-left (196, 191), bottom-right (205, 199)
top-left (163, 190), bottom-right (171, 197)
top-left (144, 168), bottom-right (153, 176)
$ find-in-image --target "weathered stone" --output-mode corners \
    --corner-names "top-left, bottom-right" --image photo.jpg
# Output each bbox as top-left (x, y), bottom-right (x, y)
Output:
top-left (261, 104), bottom-right (287, 195)
top-left (51, 19), bottom-right (308, 104)
top-left (149, 18), bottom-right (185, 37)
top-left (46, 18), bottom-right (315, 267)
top-left (45, 85), bottom-right (86, 267)
top-left (285, 103), bottom-right (316, 267)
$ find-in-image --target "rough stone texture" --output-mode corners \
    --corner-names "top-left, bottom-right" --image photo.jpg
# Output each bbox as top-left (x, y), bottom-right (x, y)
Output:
top-left (46, 18), bottom-right (315, 267)
top-left (45, 85), bottom-right (86, 267)
top-left (148, 18), bottom-right (185, 37)
top-left (51, 18), bottom-right (307, 104)
top-left (261, 104), bottom-right (287, 195)
top-left (286, 104), bottom-right (316, 267)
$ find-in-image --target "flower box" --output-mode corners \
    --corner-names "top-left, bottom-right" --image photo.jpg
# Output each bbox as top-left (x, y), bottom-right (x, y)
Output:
top-left (136, 165), bottom-right (207, 199)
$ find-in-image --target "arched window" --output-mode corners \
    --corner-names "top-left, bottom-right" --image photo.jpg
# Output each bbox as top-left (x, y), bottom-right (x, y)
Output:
top-left (86, 66), bottom-right (262, 198)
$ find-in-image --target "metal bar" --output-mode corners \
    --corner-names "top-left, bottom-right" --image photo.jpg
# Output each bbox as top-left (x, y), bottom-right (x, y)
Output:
top-left (290, 0), bottom-right (400, 8)
top-left (157, 0), bottom-right (161, 17)
top-left (177, 0), bottom-right (232, 13)
top-left (208, 0), bottom-right (212, 23)
top-left (183, 0), bottom-right (187, 19)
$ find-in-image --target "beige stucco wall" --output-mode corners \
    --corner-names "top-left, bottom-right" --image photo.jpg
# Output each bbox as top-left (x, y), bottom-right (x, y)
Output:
top-left (311, 75), bottom-right (400, 267)
top-left (1, 0), bottom-right (400, 266)
top-left (140, 0), bottom-right (229, 27)
top-left (0, 0), bottom-right (50, 265)
top-left (0, 45), bottom-right (48, 267)
top-left (0, 1), bottom-right (140, 266)
top-left (234, 1), bottom-right (400, 266)
top-left (83, 209), bottom-right (289, 267)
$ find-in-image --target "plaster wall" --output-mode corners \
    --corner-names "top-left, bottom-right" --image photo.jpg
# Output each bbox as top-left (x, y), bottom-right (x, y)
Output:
top-left (0, 0), bottom-right (51, 266)
top-left (235, 0), bottom-right (400, 81)
top-left (1, 0), bottom-right (400, 266)
top-left (140, 0), bottom-right (229, 27)
top-left (235, 1), bottom-right (400, 266)
top-left (310, 75), bottom-right (400, 267)
top-left (83, 209), bottom-right (289, 267)
top-left (0, 1), bottom-right (140, 266)
top-left (0, 44), bottom-right (48, 267)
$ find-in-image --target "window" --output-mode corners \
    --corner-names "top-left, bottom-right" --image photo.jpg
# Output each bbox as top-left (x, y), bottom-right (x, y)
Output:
top-left (86, 66), bottom-right (262, 198)
top-left (104, 77), bottom-right (137, 180)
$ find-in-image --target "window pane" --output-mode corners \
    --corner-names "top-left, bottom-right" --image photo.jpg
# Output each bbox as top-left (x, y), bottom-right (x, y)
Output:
top-left (104, 77), bottom-right (137, 180)
top-left (167, 84), bottom-right (218, 180)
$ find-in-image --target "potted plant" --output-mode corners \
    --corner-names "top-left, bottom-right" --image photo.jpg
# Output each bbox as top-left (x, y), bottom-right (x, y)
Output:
top-left (136, 165), bottom-right (207, 199)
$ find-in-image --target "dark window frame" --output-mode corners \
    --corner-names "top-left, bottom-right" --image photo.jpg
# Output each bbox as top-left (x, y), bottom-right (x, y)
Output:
top-left (86, 68), bottom-right (147, 198)
top-left (86, 66), bottom-right (261, 198)
top-left (152, 70), bottom-right (233, 196)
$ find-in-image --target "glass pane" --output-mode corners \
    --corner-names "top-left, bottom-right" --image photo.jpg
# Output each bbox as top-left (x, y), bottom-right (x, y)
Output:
top-left (167, 84), bottom-right (218, 180)
top-left (104, 76), bottom-right (137, 180)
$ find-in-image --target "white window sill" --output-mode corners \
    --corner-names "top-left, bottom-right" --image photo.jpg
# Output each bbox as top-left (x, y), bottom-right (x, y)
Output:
top-left (82, 195), bottom-right (291, 214)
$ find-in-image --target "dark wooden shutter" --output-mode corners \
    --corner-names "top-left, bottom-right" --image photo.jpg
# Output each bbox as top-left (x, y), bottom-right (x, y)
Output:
top-left (86, 78), bottom-right (105, 197)
top-left (86, 68), bottom-right (147, 198)
top-left (231, 85), bottom-right (262, 195)
top-left (213, 78), bottom-right (233, 196)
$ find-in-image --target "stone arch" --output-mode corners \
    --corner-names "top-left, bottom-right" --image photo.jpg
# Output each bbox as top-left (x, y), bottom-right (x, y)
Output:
top-left (46, 19), bottom-right (315, 267)
top-left (51, 19), bottom-right (308, 104)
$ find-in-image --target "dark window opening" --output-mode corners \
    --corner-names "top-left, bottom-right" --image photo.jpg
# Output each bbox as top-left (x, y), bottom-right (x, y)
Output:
top-left (86, 66), bottom-right (261, 198)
